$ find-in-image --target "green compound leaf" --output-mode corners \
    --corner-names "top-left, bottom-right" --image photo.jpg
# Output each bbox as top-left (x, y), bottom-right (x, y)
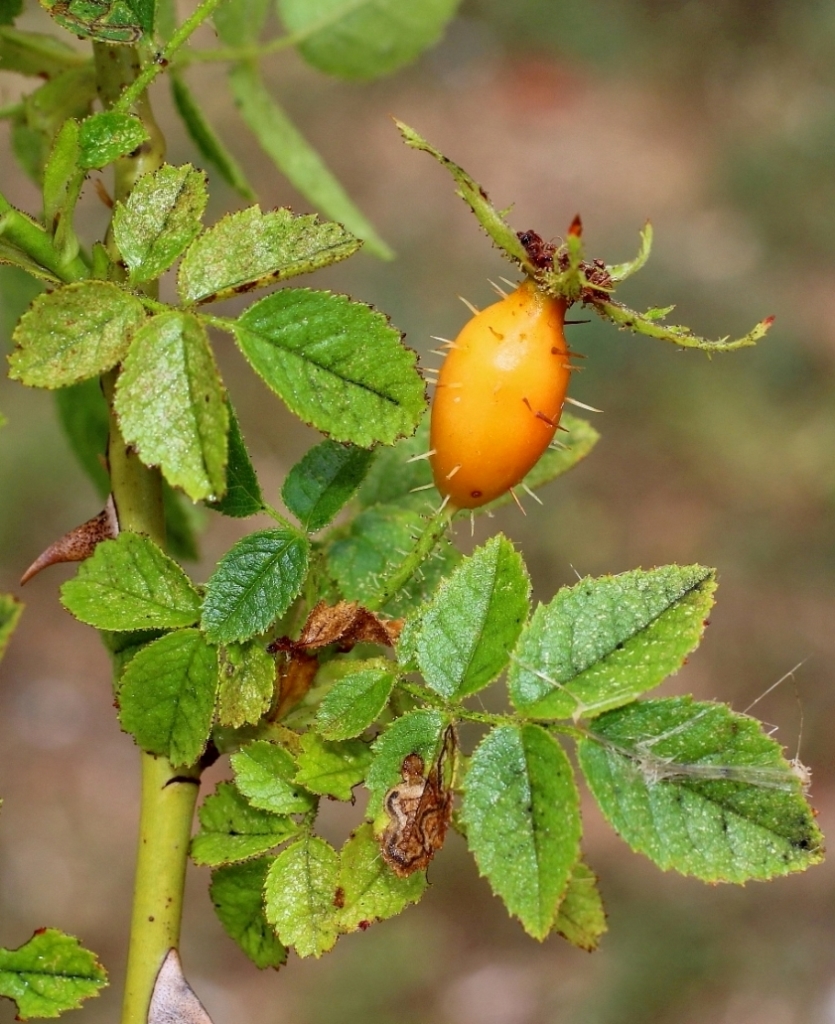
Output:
top-left (294, 733), bottom-right (372, 801)
top-left (279, 0), bottom-right (459, 81)
top-left (0, 26), bottom-right (87, 76)
top-left (553, 860), bottom-right (607, 951)
top-left (78, 112), bottom-right (147, 168)
top-left (461, 724), bottom-right (581, 940)
top-left (415, 535), bottom-right (530, 700)
top-left (228, 63), bottom-right (391, 259)
top-left (170, 76), bottom-right (256, 201)
top-left (9, 281), bottom-right (145, 389)
top-left (337, 823), bottom-right (426, 933)
top-left (327, 504), bottom-right (459, 617)
top-left (356, 414), bottom-right (436, 511)
top-left (365, 709), bottom-right (446, 819)
top-left (192, 781), bottom-right (300, 867)
top-left (210, 858), bottom-right (287, 970)
top-left (480, 413), bottom-right (600, 514)
top-left (113, 163), bottom-right (208, 284)
top-left (217, 640), bottom-right (275, 728)
top-left (236, 289), bottom-right (425, 447)
top-left (315, 659), bottom-right (395, 740)
top-left (282, 439), bottom-right (374, 532)
top-left (115, 311), bottom-right (228, 502)
top-left (508, 565), bottom-right (717, 720)
top-left (206, 403), bottom-right (263, 518)
top-left (231, 740), bottom-right (316, 815)
top-left (178, 206), bottom-right (360, 305)
top-left (60, 532), bottom-right (202, 630)
top-left (39, 0), bottom-right (143, 42)
top-left (118, 628), bottom-right (218, 766)
top-left (576, 697), bottom-right (824, 883)
top-left (264, 835), bottom-right (340, 958)
top-left (0, 929), bottom-right (107, 1020)
top-left (201, 529), bottom-right (310, 644)
top-left (0, 238), bottom-right (60, 284)
top-left (0, 594), bottom-right (23, 664)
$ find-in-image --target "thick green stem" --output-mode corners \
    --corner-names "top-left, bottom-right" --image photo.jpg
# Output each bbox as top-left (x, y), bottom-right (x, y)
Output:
top-left (93, 43), bottom-right (197, 1024)
top-left (366, 503), bottom-right (456, 612)
top-left (0, 193), bottom-right (89, 282)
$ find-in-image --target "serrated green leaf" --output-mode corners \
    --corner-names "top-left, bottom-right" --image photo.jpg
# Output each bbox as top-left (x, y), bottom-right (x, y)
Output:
top-left (0, 26), bottom-right (87, 75)
top-left (415, 535), bottom-right (530, 700)
top-left (294, 733), bottom-right (372, 801)
top-left (0, 929), bottom-right (107, 1020)
top-left (231, 740), bottom-right (316, 814)
top-left (115, 311), bottom-right (228, 501)
top-left (9, 281), bottom-right (145, 388)
top-left (113, 163), bottom-right (207, 284)
top-left (315, 659), bottom-right (395, 740)
top-left (0, 594), bottom-right (23, 663)
top-left (282, 439), bottom-right (374, 532)
top-left (236, 289), bottom-right (424, 447)
top-left (279, 0), bottom-right (459, 80)
top-left (170, 76), bottom-right (256, 201)
top-left (217, 640), bottom-right (275, 727)
top-left (192, 781), bottom-right (300, 866)
top-left (42, 119), bottom-right (82, 261)
top-left (201, 529), bottom-right (309, 644)
top-left (178, 206), bottom-right (360, 305)
top-left (337, 823), bottom-right (426, 933)
top-left (54, 378), bottom-right (109, 495)
top-left (508, 565), bottom-right (717, 720)
top-left (228, 64), bottom-right (392, 259)
top-left (577, 697), bottom-right (823, 882)
top-left (40, 0), bottom-right (143, 42)
top-left (100, 626), bottom-right (167, 683)
top-left (327, 504), bottom-right (458, 616)
top-left (365, 709), bottom-right (446, 819)
top-left (264, 835), bottom-right (340, 957)
top-left (480, 413), bottom-right (599, 514)
top-left (210, 858), bottom-right (287, 970)
top-left (461, 724), bottom-right (581, 940)
top-left (60, 532), bottom-right (202, 630)
top-left (206, 403), bottom-right (264, 518)
top-left (0, 239), bottom-right (60, 283)
top-left (356, 414), bottom-right (436, 510)
top-left (118, 628), bottom-right (218, 766)
top-left (553, 860), bottom-right (607, 951)
top-left (78, 112), bottom-right (147, 168)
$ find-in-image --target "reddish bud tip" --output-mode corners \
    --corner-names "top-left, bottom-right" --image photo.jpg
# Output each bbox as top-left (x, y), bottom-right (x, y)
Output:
top-left (568, 214), bottom-right (583, 237)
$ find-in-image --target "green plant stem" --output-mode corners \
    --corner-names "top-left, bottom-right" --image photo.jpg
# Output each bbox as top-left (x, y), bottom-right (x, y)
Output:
top-left (0, 193), bottom-right (88, 282)
top-left (122, 754), bottom-right (201, 1024)
top-left (366, 503), bottom-right (457, 612)
top-left (94, 44), bottom-right (199, 1024)
top-left (112, 0), bottom-right (227, 114)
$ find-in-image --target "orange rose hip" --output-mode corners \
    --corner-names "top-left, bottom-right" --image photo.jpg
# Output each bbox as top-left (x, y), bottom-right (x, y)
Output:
top-left (429, 279), bottom-right (572, 509)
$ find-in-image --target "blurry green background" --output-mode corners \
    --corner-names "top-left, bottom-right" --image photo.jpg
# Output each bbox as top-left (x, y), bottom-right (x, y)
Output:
top-left (2, 1), bottom-right (835, 1022)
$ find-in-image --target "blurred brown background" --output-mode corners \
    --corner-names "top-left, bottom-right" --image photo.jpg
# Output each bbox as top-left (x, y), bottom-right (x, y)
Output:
top-left (2, 1), bottom-right (835, 1022)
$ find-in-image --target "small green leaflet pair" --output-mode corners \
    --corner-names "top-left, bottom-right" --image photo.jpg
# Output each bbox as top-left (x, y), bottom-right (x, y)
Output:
top-left (0, 601), bottom-right (107, 1021)
top-left (7, 163), bottom-right (426, 503)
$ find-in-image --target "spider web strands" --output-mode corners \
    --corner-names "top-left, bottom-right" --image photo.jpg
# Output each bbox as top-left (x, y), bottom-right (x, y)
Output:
top-left (508, 656), bottom-right (638, 722)
top-left (582, 726), bottom-right (809, 795)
